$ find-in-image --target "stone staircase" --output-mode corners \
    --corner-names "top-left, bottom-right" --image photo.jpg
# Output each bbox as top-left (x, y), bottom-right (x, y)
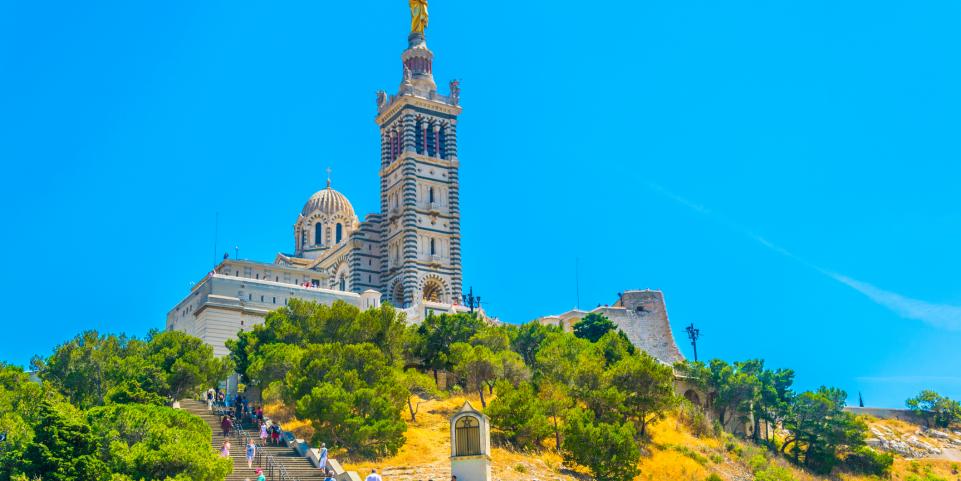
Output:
top-left (181, 399), bottom-right (328, 481)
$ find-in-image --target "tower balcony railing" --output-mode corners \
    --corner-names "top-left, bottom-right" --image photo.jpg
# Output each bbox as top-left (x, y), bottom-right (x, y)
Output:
top-left (427, 201), bottom-right (443, 211)
top-left (428, 254), bottom-right (448, 264)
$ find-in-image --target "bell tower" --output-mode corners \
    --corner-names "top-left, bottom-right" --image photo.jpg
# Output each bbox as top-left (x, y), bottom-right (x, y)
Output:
top-left (375, 15), bottom-right (463, 308)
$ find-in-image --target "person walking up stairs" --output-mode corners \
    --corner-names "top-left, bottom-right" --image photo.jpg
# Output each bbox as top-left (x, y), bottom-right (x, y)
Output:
top-left (181, 398), bottom-right (329, 481)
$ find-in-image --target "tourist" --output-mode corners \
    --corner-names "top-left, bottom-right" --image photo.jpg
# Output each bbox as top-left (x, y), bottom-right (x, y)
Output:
top-left (206, 388), bottom-right (215, 411)
top-left (259, 421), bottom-right (269, 445)
top-left (318, 442), bottom-right (328, 470)
top-left (324, 469), bottom-right (336, 481)
top-left (221, 415), bottom-right (233, 437)
top-left (246, 439), bottom-right (256, 469)
top-left (256, 468), bottom-right (266, 481)
top-left (366, 468), bottom-right (382, 481)
top-left (270, 423), bottom-right (281, 445)
top-left (220, 439), bottom-right (231, 458)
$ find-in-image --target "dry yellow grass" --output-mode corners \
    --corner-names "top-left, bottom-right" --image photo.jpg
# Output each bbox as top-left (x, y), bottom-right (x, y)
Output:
top-left (265, 396), bottom-right (959, 481)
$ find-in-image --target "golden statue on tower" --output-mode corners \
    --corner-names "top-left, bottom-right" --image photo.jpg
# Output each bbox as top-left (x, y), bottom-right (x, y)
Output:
top-left (410, 0), bottom-right (429, 34)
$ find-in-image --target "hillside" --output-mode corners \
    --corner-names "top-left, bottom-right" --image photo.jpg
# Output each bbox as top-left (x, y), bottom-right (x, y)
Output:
top-left (266, 394), bottom-right (961, 481)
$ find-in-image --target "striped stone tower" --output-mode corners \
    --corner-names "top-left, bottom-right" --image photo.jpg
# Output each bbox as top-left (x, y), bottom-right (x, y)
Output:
top-left (375, 26), bottom-right (462, 308)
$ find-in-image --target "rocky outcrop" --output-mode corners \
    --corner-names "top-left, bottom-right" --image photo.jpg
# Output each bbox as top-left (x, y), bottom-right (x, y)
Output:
top-left (867, 424), bottom-right (961, 458)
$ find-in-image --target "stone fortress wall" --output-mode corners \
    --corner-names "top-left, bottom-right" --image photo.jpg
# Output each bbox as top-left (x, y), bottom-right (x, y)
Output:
top-left (536, 289), bottom-right (685, 365)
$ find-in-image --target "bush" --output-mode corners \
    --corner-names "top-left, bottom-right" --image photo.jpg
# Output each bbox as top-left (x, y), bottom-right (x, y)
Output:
top-left (705, 474), bottom-right (724, 481)
top-left (561, 408), bottom-right (640, 481)
top-left (678, 399), bottom-right (713, 438)
top-left (670, 445), bottom-right (709, 466)
top-left (487, 381), bottom-right (551, 449)
top-left (844, 446), bottom-right (893, 477)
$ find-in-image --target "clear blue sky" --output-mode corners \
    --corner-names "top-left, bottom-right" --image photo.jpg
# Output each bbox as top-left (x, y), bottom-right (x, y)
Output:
top-left (1, 1), bottom-right (959, 408)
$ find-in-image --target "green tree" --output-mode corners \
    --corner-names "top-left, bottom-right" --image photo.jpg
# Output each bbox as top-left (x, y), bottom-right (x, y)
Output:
top-left (572, 313), bottom-right (617, 343)
top-left (290, 343), bottom-right (407, 457)
top-left (537, 381), bottom-right (573, 452)
top-left (781, 387), bottom-right (866, 474)
top-left (509, 322), bottom-right (560, 371)
top-left (561, 408), bottom-right (640, 481)
top-left (906, 390), bottom-right (961, 428)
top-left (0, 364), bottom-right (44, 481)
top-left (486, 381), bottom-right (551, 449)
top-left (399, 368), bottom-right (440, 422)
top-left (35, 331), bottom-right (141, 409)
top-left (86, 403), bottom-right (232, 481)
top-left (450, 342), bottom-right (497, 407)
top-left (413, 313), bottom-right (484, 383)
top-left (20, 400), bottom-right (109, 481)
top-left (607, 351), bottom-right (677, 437)
top-left (144, 330), bottom-right (233, 401)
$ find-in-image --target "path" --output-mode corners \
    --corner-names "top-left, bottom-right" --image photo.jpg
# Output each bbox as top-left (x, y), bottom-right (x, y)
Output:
top-left (182, 399), bottom-right (328, 481)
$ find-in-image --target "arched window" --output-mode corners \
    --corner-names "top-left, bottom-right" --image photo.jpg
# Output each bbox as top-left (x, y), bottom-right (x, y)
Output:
top-left (314, 223), bottom-right (323, 246)
top-left (339, 276), bottom-right (347, 291)
top-left (455, 416), bottom-right (481, 456)
top-left (336, 223), bottom-right (343, 243)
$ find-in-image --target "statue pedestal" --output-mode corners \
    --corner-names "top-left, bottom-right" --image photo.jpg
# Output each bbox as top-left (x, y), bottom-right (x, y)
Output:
top-left (408, 32), bottom-right (425, 48)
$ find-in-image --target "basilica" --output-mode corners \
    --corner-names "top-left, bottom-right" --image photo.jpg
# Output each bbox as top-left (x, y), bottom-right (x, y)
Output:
top-left (167, 6), bottom-right (685, 368)
top-left (166, 12), bottom-right (472, 356)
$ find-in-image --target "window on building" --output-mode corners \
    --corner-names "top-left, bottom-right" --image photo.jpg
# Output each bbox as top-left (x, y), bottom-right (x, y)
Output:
top-left (339, 277), bottom-right (346, 291)
top-left (455, 416), bottom-right (481, 456)
top-left (260, 295), bottom-right (264, 302)
top-left (428, 186), bottom-right (435, 204)
top-left (272, 297), bottom-right (276, 304)
top-left (336, 223), bottom-right (343, 243)
top-left (248, 294), bottom-right (252, 300)
top-left (430, 238), bottom-right (436, 256)
top-left (315, 223), bottom-right (323, 245)
top-left (275, 276), bottom-right (279, 282)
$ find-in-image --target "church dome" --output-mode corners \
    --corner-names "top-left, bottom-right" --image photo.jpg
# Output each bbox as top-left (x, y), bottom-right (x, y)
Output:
top-left (301, 182), bottom-right (355, 219)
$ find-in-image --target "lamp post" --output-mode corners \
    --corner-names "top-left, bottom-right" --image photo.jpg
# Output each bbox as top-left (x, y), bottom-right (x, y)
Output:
top-left (685, 323), bottom-right (700, 362)
top-left (462, 287), bottom-right (481, 314)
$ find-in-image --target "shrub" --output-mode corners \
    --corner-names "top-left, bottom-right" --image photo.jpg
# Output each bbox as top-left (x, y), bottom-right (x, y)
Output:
top-left (705, 474), bottom-right (724, 481)
top-left (844, 446), bottom-right (893, 477)
top-left (670, 445), bottom-right (709, 466)
top-left (486, 381), bottom-right (551, 449)
top-left (561, 408), bottom-right (640, 481)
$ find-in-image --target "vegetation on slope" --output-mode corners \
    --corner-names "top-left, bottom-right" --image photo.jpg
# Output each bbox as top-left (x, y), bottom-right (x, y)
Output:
top-left (0, 330), bottom-right (232, 481)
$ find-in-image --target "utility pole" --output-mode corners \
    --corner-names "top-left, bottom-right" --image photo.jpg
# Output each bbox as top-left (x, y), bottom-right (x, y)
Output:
top-left (685, 323), bottom-right (701, 362)
top-left (462, 287), bottom-right (481, 314)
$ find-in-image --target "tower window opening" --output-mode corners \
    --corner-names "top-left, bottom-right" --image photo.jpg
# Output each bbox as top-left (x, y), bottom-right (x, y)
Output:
top-left (415, 120), bottom-right (424, 154)
top-left (428, 186), bottom-right (435, 204)
top-left (315, 223), bottom-right (323, 246)
top-left (426, 123), bottom-right (436, 157)
top-left (430, 238), bottom-right (436, 256)
top-left (438, 127), bottom-right (447, 159)
top-left (336, 223), bottom-right (343, 243)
